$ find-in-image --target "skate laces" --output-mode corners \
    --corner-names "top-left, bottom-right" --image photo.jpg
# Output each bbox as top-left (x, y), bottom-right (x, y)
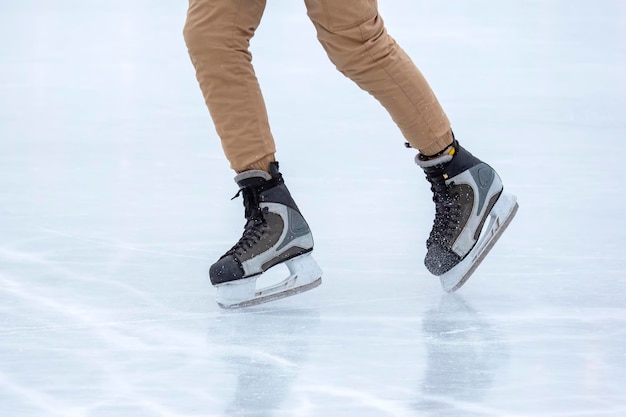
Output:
top-left (225, 175), bottom-right (283, 257)
top-left (225, 188), bottom-right (267, 256)
top-left (425, 173), bottom-right (461, 247)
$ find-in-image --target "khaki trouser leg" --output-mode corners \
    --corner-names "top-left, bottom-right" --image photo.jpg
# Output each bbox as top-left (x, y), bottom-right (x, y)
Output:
top-left (183, 0), bottom-right (275, 172)
top-left (304, 0), bottom-right (453, 155)
top-left (184, 0), bottom-right (454, 172)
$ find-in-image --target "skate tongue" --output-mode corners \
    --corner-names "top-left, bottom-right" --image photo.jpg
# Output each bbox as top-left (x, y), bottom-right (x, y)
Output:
top-left (414, 144), bottom-right (455, 169)
top-left (234, 165), bottom-right (285, 192)
top-left (231, 170), bottom-right (273, 200)
top-left (234, 169), bottom-right (272, 186)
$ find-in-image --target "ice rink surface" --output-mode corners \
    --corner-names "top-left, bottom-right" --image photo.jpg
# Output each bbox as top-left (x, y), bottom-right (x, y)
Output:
top-left (1, 1), bottom-right (625, 416)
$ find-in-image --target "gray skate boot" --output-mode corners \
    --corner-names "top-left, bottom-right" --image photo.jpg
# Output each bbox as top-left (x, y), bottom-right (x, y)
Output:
top-left (415, 140), bottom-right (518, 292)
top-left (210, 162), bottom-right (322, 308)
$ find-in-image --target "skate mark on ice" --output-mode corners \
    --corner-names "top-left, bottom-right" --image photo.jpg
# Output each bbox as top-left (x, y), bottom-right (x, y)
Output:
top-left (40, 227), bottom-right (209, 260)
top-left (0, 246), bottom-right (178, 314)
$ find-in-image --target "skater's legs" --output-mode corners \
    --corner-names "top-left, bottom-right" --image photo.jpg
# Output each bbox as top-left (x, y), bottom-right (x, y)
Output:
top-left (304, 0), bottom-right (453, 155)
top-left (183, 0), bottom-right (275, 172)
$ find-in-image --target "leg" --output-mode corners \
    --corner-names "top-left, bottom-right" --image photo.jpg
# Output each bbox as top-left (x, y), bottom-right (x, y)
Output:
top-left (183, 0), bottom-right (275, 172)
top-left (184, 1), bottom-right (320, 307)
top-left (305, 1), bottom-right (518, 289)
top-left (304, 0), bottom-right (453, 155)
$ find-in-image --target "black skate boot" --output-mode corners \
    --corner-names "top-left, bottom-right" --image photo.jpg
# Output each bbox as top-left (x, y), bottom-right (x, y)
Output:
top-left (415, 140), bottom-right (518, 292)
top-left (210, 162), bottom-right (322, 308)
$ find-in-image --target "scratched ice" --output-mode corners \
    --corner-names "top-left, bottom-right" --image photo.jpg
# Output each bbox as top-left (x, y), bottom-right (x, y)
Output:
top-left (1, 1), bottom-right (625, 416)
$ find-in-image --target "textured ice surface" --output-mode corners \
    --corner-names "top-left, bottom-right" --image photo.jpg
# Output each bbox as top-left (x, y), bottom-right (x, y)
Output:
top-left (1, 1), bottom-right (625, 416)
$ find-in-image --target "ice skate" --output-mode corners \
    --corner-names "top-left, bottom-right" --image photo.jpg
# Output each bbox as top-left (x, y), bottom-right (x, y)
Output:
top-left (210, 162), bottom-right (322, 309)
top-left (415, 140), bottom-right (518, 292)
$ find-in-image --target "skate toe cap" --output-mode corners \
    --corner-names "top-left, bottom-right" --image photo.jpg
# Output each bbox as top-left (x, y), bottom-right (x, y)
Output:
top-left (425, 245), bottom-right (461, 276)
top-left (209, 255), bottom-right (245, 285)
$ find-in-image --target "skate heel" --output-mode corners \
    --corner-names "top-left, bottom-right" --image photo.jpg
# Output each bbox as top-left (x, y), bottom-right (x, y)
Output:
top-left (216, 253), bottom-right (323, 309)
top-left (439, 191), bottom-right (518, 292)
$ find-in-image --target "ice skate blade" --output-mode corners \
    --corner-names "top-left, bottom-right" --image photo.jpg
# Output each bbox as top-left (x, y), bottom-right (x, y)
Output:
top-left (440, 192), bottom-right (519, 293)
top-left (215, 253), bottom-right (323, 309)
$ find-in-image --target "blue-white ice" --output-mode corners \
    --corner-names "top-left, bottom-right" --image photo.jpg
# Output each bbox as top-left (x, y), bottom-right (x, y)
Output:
top-left (1, 1), bottom-right (625, 416)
